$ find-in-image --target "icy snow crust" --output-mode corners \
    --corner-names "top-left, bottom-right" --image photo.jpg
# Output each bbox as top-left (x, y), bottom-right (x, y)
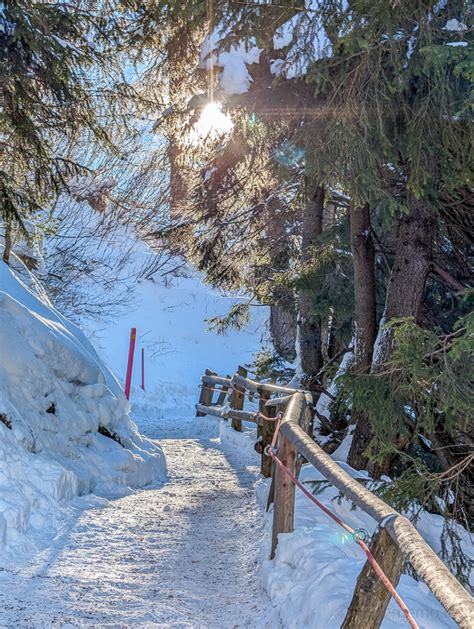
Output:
top-left (0, 262), bottom-right (165, 565)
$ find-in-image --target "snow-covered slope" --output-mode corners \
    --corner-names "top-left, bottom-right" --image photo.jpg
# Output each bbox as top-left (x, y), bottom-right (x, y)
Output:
top-left (0, 262), bottom-right (166, 566)
top-left (84, 259), bottom-right (268, 420)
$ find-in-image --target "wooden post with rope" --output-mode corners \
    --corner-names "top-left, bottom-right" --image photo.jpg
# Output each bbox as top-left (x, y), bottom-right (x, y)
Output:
top-left (196, 368), bottom-right (217, 417)
top-left (342, 526), bottom-right (404, 629)
top-left (229, 365), bottom-right (247, 431)
top-left (259, 388), bottom-right (276, 478)
top-left (270, 428), bottom-right (297, 559)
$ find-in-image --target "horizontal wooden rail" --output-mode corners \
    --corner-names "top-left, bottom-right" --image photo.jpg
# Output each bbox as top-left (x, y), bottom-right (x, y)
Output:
top-left (278, 393), bottom-right (474, 628)
top-left (201, 374), bottom-right (232, 388)
top-left (264, 393), bottom-right (293, 408)
top-left (195, 403), bottom-right (262, 426)
top-left (231, 373), bottom-right (309, 396)
top-left (385, 515), bottom-right (473, 626)
top-left (232, 373), bottom-right (334, 400)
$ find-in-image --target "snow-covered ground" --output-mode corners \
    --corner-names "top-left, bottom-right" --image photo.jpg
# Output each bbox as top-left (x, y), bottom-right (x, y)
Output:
top-left (83, 261), bottom-right (268, 418)
top-left (0, 261), bottom-right (165, 568)
top-left (0, 411), bottom-right (277, 628)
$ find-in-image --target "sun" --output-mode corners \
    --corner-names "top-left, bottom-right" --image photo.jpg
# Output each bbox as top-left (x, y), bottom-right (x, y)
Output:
top-left (189, 102), bottom-right (233, 144)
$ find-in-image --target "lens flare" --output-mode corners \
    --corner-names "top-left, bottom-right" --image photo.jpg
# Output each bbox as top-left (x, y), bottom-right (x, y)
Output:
top-left (189, 102), bottom-right (233, 144)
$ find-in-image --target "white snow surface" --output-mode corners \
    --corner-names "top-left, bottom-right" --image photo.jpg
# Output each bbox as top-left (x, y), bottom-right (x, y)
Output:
top-left (444, 18), bottom-right (468, 32)
top-left (0, 412), bottom-right (277, 627)
top-left (82, 249), bottom-right (268, 419)
top-left (200, 33), bottom-right (262, 95)
top-left (0, 261), bottom-right (165, 567)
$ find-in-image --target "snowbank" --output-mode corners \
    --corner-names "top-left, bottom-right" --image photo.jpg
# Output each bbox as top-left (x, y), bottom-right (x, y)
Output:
top-left (0, 262), bottom-right (166, 566)
top-left (44, 200), bottom-right (268, 419)
top-left (84, 256), bottom-right (268, 419)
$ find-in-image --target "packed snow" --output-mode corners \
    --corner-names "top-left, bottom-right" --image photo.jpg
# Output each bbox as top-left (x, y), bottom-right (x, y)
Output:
top-left (0, 411), bottom-right (276, 627)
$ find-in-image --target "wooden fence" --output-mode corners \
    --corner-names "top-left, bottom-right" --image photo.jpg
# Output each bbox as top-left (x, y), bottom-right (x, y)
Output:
top-left (196, 367), bottom-right (474, 629)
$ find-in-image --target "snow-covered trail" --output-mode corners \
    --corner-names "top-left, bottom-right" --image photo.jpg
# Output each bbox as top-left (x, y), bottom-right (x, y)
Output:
top-left (0, 415), bottom-right (274, 628)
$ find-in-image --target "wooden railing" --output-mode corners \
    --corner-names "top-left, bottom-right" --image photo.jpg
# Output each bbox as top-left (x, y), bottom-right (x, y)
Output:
top-left (196, 367), bottom-right (473, 629)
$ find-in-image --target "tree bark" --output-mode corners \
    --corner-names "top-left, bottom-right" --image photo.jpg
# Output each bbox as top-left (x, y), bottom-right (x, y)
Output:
top-left (349, 198), bottom-right (436, 475)
top-left (347, 204), bottom-right (376, 470)
top-left (2, 218), bottom-right (12, 264)
top-left (298, 180), bottom-right (324, 382)
top-left (351, 204), bottom-right (376, 371)
top-left (267, 196), bottom-right (297, 361)
top-left (164, 25), bottom-right (201, 249)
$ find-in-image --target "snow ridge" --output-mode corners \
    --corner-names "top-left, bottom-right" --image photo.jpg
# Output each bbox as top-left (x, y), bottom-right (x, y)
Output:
top-left (0, 262), bottom-right (166, 566)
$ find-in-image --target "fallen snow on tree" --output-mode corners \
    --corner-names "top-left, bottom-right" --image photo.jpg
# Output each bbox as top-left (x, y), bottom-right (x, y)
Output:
top-left (0, 261), bottom-right (166, 566)
top-left (199, 30), bottom-right (261, 95)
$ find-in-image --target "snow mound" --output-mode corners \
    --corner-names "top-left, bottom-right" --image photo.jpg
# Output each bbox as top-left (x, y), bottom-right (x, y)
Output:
top-left (0, 262), bottom-right (166, 566)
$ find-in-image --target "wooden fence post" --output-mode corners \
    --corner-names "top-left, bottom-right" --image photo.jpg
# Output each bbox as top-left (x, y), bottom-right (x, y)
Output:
top-left (196, 368), bottom-right (217, 416)
top-left (216, 375), bottom-right (231, 406)
top-left (342, 527), bottom-right (404, 629)
top-left (271, 430), bottom-right (297, 559)
top-left (259, 388), bottom-right (276, 478)
top-left (230, 365), bottom-right (247, 431)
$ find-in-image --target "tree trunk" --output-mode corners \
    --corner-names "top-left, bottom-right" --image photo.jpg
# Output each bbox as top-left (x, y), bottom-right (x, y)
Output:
top-left (298, 181), bottom-right (324, 382)
top-left (375, 197), bottom-right (436, 364)
top-left (164, 25), bottom-right (200, 251)
top-left (169, 139), bottom-right (186, 223)
top-left (2, 218), bottom-right (12, 264)
top-left (347, 205), bottom-right (377, 469)
top-left (351, 204), bottom-right (376, 371)
top-left (320, 200), bottom-right (337, 361)
top-left (270, 305), bottom-right (297, 360)
top-left (349, 198), bottom-right (436, 475)
top-left (267, 196), bottom-right (297, 361)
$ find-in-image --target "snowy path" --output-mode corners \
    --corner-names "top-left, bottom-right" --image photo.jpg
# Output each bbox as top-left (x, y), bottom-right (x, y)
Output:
top-left (0, 416), bottom-right (274, 628)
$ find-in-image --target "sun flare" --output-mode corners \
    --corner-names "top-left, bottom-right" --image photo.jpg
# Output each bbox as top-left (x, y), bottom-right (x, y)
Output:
top-left (189, 102), bottom-right (233, 143)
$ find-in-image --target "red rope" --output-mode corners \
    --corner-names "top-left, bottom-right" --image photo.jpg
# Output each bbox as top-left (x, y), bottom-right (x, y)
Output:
top-left (268, 419), bottom-right (419, 629)
top-left (257, 411), bottom-right (283, 423)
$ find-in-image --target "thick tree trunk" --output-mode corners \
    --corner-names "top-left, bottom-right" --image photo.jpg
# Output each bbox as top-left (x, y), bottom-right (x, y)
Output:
top-left (165, 25), bottom-right (199, 248)
top-left (347, 205), bottom-right (377, 470)
top-left (2, 218), bottom-right (12, 263)
top-left (267, 196), bottom-right (297, 361)
top-left (351, 204), bottom-right (376, 371)
top-left (270, 305), bottom-right (297, 360)
top-left (321, 202), bottom-right (337, 361)
top-left (298, 180), bottom-right (324, 382)
top-left (169, 140), bottom-right (186, 223)
top-left (349, 199), bottom-right (436, 475)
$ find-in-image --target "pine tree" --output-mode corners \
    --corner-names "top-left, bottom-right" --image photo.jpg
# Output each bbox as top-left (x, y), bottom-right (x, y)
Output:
top-left (0, 0), bottom-right (135, 259)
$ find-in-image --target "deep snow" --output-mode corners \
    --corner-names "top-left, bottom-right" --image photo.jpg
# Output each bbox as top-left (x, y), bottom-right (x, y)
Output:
top-left (82, 243), bottom-right (268, 418)
top-left (0, 261), bottom-right (165, 567)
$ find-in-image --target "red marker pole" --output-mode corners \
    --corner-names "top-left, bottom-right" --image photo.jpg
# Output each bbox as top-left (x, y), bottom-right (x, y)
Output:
top-left (124, 327), bottom-right (137, 400)
top-left (141, 347), bottom-right (145, 391)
